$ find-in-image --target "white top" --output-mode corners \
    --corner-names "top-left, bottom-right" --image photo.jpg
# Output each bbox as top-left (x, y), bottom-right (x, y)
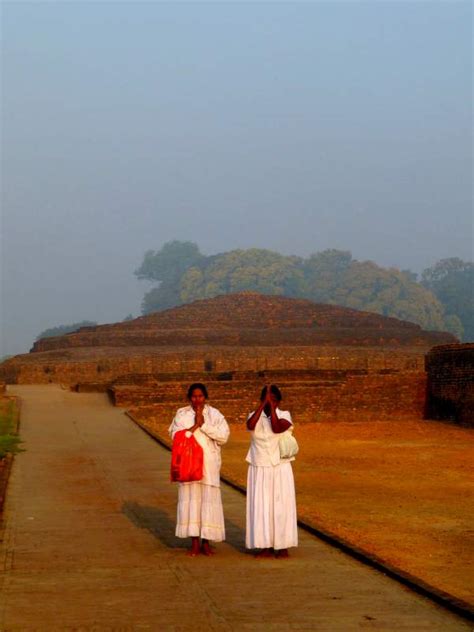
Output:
top-left (246, 408), bottom-right (293, 467)
top-left (169, 404), bottom-right (230, 487)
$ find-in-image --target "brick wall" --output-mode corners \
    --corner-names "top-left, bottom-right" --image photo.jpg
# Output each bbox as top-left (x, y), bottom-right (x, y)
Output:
top-left (425, 344), bottom-right (474, 426)
top-left (0, 293), bottom-right (459, 424)
top-left (0, 346), bottom-right (426, 386)
top-left (113, 371), bottom-right (426, 424)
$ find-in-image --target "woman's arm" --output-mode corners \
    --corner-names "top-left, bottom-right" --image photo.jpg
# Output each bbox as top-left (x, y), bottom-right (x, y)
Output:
top-left (200, 409), bottom-right (230, 445)
top-left (247, 386), bottom-right (291, 433)
top-left (268, 402), bottom-right (291, 434)
top-left (246, 399), bottom-right (266, 430)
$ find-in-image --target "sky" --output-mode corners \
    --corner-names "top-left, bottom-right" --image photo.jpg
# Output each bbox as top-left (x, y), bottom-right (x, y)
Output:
top-left (1, 1), bottom-right (472, 357)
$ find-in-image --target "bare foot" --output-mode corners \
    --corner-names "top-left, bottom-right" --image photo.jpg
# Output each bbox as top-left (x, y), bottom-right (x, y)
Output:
top-left (188, 537), bottom-right (201, 557)
top-left (275, 549), bottom-right (289, 559)
top-left (201, 541), bottom-right (215, 556)
top-left (255, 548), bottom-right (273, 559)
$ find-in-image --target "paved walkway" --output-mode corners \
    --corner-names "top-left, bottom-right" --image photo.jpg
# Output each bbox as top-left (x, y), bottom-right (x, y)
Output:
top-left (0, 385), bottom-right (470, 631)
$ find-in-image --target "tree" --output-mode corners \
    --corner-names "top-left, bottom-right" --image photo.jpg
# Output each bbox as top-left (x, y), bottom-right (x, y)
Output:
top-left (136, 241), bottom-right (204, 314)
top-left (36, 321), bottom-right (97, 340)
top-left (179, 249), bottom-right (305, 304)
top-left (300, 250), bottom-right (352, 301)
top-left (443, 314), bottom-right (464, 341)
top-left (422, 258), bottom-right (474, 341)
top-left (141, 283), bottom-right (183, 314)
top-left (135, 241), bottom-right (203, 284)
top-left (301, 250), bottom-right (447, 331)
top-left (135, 242), bottom-right (460, 336)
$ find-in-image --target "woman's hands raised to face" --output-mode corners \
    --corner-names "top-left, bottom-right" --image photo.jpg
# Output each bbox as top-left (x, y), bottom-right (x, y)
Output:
top-left (264, 385), bottom-right (277, 411)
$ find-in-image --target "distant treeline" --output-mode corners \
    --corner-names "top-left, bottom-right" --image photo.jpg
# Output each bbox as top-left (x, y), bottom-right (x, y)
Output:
top-left (135, 241), bottom-right (473, 341)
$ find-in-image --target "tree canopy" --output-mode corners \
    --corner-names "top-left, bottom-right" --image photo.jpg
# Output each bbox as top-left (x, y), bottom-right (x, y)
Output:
top-left (136, 241), bottom-right (471, 339)
top-left (180, 249), bottom-right (305, 304)
top-left (421, 258), bottom-right (473, 341)
top-left (135, 241), bottom-right (205, 314)
top-left (301, 252), bottom-right (447, 331)
top-left (135, 241), bottom-right (203, 285)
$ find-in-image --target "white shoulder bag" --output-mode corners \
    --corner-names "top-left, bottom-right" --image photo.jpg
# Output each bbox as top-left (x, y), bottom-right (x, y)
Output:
top-left (279, 426), bottom-right (299, 460)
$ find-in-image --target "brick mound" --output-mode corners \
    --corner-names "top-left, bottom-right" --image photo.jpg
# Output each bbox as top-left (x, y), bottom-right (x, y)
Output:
top-left (31, 293), bottom-right (454, 352)
top-left (0, 294), bottom-right (458, 423)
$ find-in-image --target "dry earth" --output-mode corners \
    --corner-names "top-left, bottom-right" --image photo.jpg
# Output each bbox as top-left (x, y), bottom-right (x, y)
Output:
top-left (4, 385), bottom-right (470, 630)
top-left (140, 414), bottom-right (474, 605)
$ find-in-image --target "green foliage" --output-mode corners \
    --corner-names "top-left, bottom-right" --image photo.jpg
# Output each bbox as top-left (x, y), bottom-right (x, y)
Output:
top-left (135, 241), bottom-right (204, 284)
top-left (0, 401), bottom-right (23, 458)
top-left (302, 252), bottom-right (447, 331)
top-left (36, 321), bottom-right (97, 340)
top-left (136, 241), bottom-right (470, 336)
top-left (180, 249), bottom-right (305, 304)
top-left (422, 258), bottom-right (474, 341)
top-left (443, 314), bottom-right (465, 340)
top-left (136, 241), bottom-right (205, 314)
top-left (141, 282), bottom-right (184, 314)
top-left (0, 434), bottom-right (23, 459)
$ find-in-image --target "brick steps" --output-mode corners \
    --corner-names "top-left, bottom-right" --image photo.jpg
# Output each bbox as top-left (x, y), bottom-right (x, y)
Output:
top-left (119, 370), bottom-right (427, 423)
top-left (109, 380), bottom-right (346, 407)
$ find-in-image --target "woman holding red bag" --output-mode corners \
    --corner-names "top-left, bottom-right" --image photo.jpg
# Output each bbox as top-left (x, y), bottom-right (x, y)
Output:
top-left (169, 383), bottom-right (230, 556)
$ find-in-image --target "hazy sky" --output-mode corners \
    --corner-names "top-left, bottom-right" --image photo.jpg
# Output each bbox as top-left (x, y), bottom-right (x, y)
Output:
top-left (1, 1), bottom-right (472, 357)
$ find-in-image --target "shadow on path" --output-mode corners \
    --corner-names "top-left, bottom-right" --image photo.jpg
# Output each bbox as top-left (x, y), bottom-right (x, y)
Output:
top-left (122, 500), bottom-right (248, 554)
top-left (122, 501), bottom-right (186, 550)
top-left (224, 518), bottom-right (248, 554)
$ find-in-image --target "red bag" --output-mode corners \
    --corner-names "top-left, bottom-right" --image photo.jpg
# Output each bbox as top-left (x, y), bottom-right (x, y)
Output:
top-left (170, 429), bottom-right (204, 483)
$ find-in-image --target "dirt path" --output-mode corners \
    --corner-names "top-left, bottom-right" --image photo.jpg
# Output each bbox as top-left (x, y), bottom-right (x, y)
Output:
top-left (0, 385), bottom-right (469, 631)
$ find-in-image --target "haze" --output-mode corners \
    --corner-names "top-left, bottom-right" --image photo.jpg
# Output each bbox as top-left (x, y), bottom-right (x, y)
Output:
top-left (1, 1), bottom-right (472, 357)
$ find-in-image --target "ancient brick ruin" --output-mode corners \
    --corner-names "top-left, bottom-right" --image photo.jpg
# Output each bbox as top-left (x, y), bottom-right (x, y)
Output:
top-left (0, 293), bottom-right (459, 424)
top-left (425, 344), bottom-right (474, 426)
top-left (31, 293), bottom-right (452, 352)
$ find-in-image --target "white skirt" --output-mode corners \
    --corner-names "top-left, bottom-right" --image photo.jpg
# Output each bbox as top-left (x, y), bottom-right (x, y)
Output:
top-left (246, 462), bottom-right (298, 550)
top-left (176, 482), bottom-right (225, 542)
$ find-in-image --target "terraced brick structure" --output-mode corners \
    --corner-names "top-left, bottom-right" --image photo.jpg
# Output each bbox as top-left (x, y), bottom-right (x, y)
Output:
top-left (0, 293), bottom-right (457, 424)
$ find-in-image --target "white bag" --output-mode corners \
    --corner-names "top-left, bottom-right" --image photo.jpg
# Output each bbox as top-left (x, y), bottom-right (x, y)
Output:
top-left (279, 427), bottom-right (299, 460)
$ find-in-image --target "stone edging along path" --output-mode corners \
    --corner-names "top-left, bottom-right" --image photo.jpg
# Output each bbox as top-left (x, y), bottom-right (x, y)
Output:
top-left (125, 411), bottom-right (474, 623)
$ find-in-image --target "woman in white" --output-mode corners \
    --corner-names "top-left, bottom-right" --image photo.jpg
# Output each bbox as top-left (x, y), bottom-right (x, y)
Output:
top-left (169, 383), bottom-right (230, 556)
top-left (246, 384), bottom-right (298, 558)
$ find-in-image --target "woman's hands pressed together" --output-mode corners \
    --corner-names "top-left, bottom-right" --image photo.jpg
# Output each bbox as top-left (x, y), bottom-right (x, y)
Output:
top-left (191, 401), bottom-right (205, 433)
top-left (246, 385), bottom-right (291, 433)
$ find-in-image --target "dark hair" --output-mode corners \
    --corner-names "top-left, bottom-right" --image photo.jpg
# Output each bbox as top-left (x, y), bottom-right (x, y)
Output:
top-left (187, 383), bottom-right (209, 399)
top-left (260, 384), bottom-right (282, 402)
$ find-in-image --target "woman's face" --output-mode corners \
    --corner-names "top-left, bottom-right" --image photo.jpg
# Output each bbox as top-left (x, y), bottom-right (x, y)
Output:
top-left (267, 392), bottom-right (279, 406)
top-left (263, 391), bottom-right (280, 414)
top-left (189, 388), bottom-right (206, 409)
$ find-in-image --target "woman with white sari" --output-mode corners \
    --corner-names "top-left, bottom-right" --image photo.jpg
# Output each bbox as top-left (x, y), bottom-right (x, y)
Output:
top-left (246, 384), bottom-right (298, 558)
top-left (169, 383), bottom-right (230, 556)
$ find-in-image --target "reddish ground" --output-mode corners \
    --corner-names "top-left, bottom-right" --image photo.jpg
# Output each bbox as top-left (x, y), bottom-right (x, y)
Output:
top-left (136, 412), bottom-right (473, 605)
